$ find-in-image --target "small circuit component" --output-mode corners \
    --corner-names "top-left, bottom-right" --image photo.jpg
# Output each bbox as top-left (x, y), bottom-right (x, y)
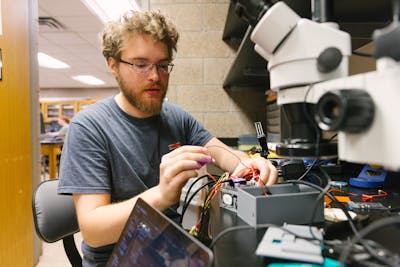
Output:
top-left (219, 178), bottom-right (253, 212)
top-left (348, 201), bottom-right (388, 211)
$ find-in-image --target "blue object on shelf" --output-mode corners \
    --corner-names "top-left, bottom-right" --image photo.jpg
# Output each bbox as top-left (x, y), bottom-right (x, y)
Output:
top-left (349, 165), bottom-right (387, 188)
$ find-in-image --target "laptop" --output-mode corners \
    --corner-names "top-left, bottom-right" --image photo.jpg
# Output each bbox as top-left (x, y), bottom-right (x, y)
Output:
top-left (106, 198), bottom-right (214, 267)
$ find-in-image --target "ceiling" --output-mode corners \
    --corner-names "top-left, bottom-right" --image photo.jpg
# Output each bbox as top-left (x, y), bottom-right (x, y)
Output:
top-left (38, 0), bottom-right (118, 88)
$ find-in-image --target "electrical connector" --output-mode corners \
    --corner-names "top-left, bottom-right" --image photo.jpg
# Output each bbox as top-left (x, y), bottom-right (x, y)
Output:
top-left (255, 121), bottom-right (269, 158)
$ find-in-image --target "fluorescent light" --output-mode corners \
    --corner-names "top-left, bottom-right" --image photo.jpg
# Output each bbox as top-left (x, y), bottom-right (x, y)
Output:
top-left (72, 75), bottom-right (105, 85)
top-left (38, 52), bottom-right (70, 69)
top-left (80, 0), bottom-right (141, 24)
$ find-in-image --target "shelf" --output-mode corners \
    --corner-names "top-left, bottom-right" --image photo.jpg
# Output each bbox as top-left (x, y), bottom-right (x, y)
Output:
top-left (222, 1), bottom-right (248, 51)
top-left (329, 0), bottom-right (392, 49)
top-left (222, 0), bottom-right (392, 92)
top-left (222, 1), bottom-right (311, 92)
top-left (223, 26), bottom-right (269, 91)
top-left (40, 99), bottom-right (99, 123)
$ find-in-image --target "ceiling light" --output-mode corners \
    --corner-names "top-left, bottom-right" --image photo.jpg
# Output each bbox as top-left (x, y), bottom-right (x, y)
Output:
top-left (80, 0), bottom-right (141, 24)
top-left (72, 75), bottom-right (105, 86)
top-left (38, 52), bottom-right (70, 69)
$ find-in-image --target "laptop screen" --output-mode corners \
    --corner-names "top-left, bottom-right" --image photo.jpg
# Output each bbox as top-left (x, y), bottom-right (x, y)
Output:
top-left (106, 198), bottom-right (213, 267)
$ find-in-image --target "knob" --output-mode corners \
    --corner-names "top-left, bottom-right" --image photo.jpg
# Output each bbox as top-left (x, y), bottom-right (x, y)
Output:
top-left (317, 47), bottom-right (343, 73)
top-left (315, 89), bottom-right (374, 133)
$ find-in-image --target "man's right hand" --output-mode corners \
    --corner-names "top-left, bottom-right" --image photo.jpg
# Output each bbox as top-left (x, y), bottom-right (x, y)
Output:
top-left (158, 145), bottom-right (212, 206)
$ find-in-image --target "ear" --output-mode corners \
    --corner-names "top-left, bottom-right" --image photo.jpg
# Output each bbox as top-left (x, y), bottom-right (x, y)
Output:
top-left (107, 57), bottom-right (118, 77)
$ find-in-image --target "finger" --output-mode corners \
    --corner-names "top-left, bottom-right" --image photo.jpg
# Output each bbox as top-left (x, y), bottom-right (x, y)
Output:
top-left (162, 145), bottom-right (209, 160)
top-left (231, 168), bottom-right (251, 178)
top-left (159, 169), bottom-right (198, 205)
top-left (259, 161), bottom-right (278, 186)
top-left (267, 162), bottom-right (278, 185)
top-left (160, 158), bottom-right (205, 182)
top-left (168, 170), bottom-right (199, 189)
top-left (161, 151), bottom-right (214, 170)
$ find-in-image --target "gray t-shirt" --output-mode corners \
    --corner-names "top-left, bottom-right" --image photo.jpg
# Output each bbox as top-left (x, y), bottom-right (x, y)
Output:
top-left (58, 97), bottom-right (213, 266)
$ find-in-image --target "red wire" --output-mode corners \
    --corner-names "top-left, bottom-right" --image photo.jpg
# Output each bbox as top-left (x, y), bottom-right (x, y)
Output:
top-left (206, 172), bottom-right (217, 182)
top-left (328, 188), bottom-right (388, 202)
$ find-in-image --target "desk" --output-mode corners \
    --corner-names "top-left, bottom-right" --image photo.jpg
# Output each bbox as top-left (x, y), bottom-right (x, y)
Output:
top-left (40, 141), bottom-right (63, 179)
top-left (209, 199), bottom-right (267, 267)
top-left (208, 181), bottom-right (400, 267)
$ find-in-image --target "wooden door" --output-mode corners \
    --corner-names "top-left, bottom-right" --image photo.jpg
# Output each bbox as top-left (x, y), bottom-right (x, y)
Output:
top-left (0, 0), bottom-right (34, 265)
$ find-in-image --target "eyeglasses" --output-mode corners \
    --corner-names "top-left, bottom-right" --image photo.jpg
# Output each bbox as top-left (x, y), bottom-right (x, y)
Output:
top-left (118, 58), bottom-right (174, 75)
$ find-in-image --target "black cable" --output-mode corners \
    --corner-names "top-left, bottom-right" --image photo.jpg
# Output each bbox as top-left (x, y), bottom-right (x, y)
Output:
top-left (179, 179), bottom-right (216, 225)
top-left (306, 172), bottom-right (324, 187)
top-left (188, 179), bottom-right (234, 245)
top-left (339, 216), bottom-right (400, 267)
top-left (250, 80), bottom-right (395, 265)
top-left (297, 159), bottom-right (319, 181)
top-left (183, 175), bottom-right (208, 207)
top-left (286, 179), bottom-right (396, 266)
top-left (352, 51), bottom-right (374, 58)
top-left (209, 225), bottom-right (259, 249)
top-left (307, 165), bottom-right (332, 242)
top-left (285, 179), bottom-right (359, 235)
top-left (196, 180), bottom-right (232, 228)
top-left (328, 133), bottom-right (338, 143)
top-left (183, 174), bottom-right (218, 209)
top-left (209, 223), bottom-right (322, 249)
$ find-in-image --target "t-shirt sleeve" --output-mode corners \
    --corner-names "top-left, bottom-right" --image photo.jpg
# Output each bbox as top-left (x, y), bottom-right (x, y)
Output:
top-left (186, 114), bottom-right (213, 146)
top-left (172, 104), bottom-right (213, 146)
top-left (58, 118), bottom-right (111, 195)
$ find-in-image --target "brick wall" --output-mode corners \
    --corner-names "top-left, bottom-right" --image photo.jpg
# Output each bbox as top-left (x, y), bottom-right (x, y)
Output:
top-left (149, 0), bottom-right (267, 138)
top-left (41, 1), bottom-right (268, 139)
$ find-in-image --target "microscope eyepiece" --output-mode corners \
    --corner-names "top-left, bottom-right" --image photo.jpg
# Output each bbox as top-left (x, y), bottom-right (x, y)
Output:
top-left (315, 89), bottom-right (375, 133)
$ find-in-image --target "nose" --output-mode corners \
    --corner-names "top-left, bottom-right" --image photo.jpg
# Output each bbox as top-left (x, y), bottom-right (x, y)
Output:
top-left (147, 64), bottom-right (160, 81)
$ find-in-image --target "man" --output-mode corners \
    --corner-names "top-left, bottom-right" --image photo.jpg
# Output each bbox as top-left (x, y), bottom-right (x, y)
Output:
top-left (58, 10), bottom-right (277, 266)
top-left (47, 116), bottom-right (70, 138)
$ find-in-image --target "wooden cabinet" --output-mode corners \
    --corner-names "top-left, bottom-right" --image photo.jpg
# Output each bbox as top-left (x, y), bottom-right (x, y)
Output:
top-left (60, 102), bottom-right (76, 117)
top-left (40, 99), bottom-right (98, 123)
top-left (76, 99), bottom-right (98, 111)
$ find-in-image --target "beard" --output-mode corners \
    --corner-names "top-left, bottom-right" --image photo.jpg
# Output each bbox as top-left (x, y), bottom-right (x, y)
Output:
top-left (116, 75), bottom-right (167, 116)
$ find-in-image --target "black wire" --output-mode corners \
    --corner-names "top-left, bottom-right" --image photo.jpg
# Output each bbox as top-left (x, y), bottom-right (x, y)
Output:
top-left (209, 223), bottom-right (322, 249)
top-left (183, 174), bottom-right (217, 209)
top-left (301, 82), bottom-right (365, 259)
top-left (183, 175), bottom-right (208, 207)
top-left (285, 179), bottom-right (359, 235)
top-left (306, 172), bottom-right (324, 187)
top-left (297, 159), bottom-right (319, 181)
top-left (179, 179), bottom-right (216, 225)
top-left (339, 216), bottom-right (400, 267)
top-left (197, 180), bottom-right (232, 226)
top-left (352, 51), bottom-right (374, 58)
top-left (328, 133), bottom-right (338, 143)
top-left (307, 165), bottom-right (331, 241)
top-left (209, 225), bottom-right (260, 249)
top-left (286, 179), bottom-right (397, 266)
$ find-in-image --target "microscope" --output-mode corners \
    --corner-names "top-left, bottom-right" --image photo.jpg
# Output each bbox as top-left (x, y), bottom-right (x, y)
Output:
top-left (233, 0), bottom-right (400, 171)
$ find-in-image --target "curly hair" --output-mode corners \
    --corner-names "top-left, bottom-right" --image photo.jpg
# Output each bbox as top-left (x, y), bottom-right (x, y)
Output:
top-left (102, 10), bottom-right (179, 61)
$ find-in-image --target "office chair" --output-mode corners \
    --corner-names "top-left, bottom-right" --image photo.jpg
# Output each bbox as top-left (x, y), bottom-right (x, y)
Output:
top-left (32, 179), bottom-right (82, 267)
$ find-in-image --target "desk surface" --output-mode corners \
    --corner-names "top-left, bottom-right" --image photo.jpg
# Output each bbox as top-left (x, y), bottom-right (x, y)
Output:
top-left (40, 140), bottom-right (63, 179)
top-left (40, 134), bottom-right (64, 144)
top-left (208, 180), bottom-right (400, 267)
top-left (210, 204), bottom-right (266, 267)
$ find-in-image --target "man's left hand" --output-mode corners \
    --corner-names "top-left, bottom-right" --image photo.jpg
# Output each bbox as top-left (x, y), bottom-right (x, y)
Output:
top-left (231, 157), bottom-right (278, 186)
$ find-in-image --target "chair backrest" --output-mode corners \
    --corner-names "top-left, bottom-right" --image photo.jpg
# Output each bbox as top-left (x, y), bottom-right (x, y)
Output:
top-left (32, 179), bottom-right (82, 267)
